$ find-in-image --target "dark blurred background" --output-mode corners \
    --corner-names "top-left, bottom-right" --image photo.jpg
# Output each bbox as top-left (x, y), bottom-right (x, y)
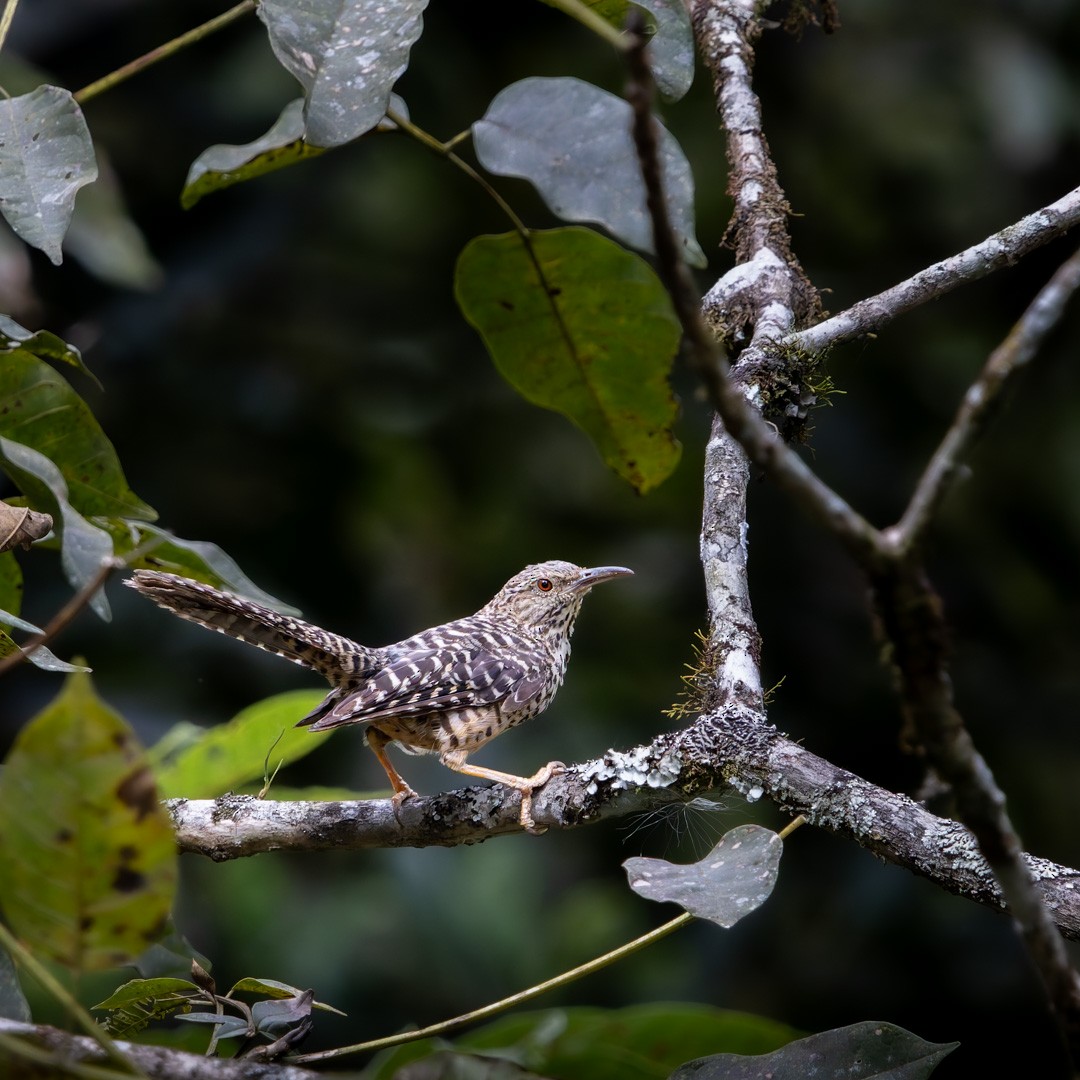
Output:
top-left (4, 0), bottom-right (1080, 1075)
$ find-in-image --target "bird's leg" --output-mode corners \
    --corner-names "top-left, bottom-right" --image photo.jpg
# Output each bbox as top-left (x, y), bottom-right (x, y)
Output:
top-left (439, 750), bottom-right (566, 832)
top-left (366, 727), bottom-right (418, 808)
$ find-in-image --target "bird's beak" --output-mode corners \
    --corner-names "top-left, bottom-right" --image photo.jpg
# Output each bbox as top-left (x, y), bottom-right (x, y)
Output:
top-left (571, 566), bottom-right (634, 592)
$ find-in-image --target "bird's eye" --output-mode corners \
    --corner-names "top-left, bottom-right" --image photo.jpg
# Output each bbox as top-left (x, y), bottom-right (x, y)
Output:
top-left (536, 578), bottom-right (553, 592)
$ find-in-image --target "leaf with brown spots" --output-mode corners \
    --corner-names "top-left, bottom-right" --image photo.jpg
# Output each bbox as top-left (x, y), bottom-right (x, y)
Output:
top-left (455, 228), bottom-right (682, 494)
top-left (0, 670), bottom-right (177, 974)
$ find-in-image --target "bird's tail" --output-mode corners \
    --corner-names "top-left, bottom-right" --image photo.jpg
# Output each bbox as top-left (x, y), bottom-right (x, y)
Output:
top-left (126, 570), bottom-right (374, 680)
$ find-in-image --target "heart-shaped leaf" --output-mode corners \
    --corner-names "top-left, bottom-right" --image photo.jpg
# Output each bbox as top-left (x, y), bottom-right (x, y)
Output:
top-left (258, 0), bottom-right (427, 147)
top-left (623, 824), bottom-right (782, 926)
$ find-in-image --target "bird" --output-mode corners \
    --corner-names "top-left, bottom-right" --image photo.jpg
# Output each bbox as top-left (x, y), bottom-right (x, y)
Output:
top-left (127, 560), bottom-right (633, 831)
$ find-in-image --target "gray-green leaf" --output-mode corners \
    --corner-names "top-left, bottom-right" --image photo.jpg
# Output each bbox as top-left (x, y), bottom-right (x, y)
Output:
top-left (669, 1021), bottom-right (959, 1080)
top-left (0, 86), bottom-right (97, 265)
top-left (635, 0), bottom-right (695, 101)
top-left (623, 824), bottom-right (782, 926)
top-left (473, 77), bottom-right (705, 268)
top-left (0, 626), bottom-right (92, 673)
top-left (257, 0), bottom-right (428, 147)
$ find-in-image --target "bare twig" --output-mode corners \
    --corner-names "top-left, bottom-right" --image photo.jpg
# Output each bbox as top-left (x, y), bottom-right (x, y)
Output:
top-left (0, 0), bottom-right (21, 57)
top-left (73, 1), bottom-right (255, 105)
top-left (893, 244), bottom-right (1080, 553)
top-left (787, 184), bottom-right (1080, 354)
top-left (289, 909), bottom-right (691, 1063)
top-left (870, 557), bottom-right (1080, 1058)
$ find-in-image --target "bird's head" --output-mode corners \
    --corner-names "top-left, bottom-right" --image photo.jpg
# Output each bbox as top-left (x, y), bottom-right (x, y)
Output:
top-left (483, 560), bottom-right (633, 634)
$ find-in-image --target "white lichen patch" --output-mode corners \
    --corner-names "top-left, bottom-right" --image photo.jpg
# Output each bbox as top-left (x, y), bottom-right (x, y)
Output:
top-left (580, 747), bottom-right (683, 794)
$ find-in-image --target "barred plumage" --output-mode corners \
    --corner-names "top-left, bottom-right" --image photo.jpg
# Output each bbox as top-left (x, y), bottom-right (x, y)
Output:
top-left (127, 560), bottom-right (632, 830)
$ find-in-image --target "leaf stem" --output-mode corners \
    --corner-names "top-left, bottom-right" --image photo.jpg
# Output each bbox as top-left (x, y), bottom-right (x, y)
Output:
top-left (0, 923), bottom-right (148, 1078)
top-left (384, 107), bottom-right (530, 237)
top-left (288, 911), bottom-right (694, 1063)
top-left (73, 1), bottom-right (256, 105)
top-left (0, 0), bottom-right (20, 56)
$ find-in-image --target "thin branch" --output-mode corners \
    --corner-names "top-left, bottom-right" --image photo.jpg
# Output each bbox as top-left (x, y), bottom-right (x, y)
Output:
top-left (0, 1019), bottom-right (321, 1080)
top-left (787, 184), bottom-right (1080, 355)
top-left (869, 558), bottom-right (1080, 1060)
top-left (290, 911), bottom-right (692, 1063)
top-left (73, 1), bottom-right (256, 105)
top-left (893, 244), bottom-right (1080, 553)
top-left (0, 0), bottom-right (20, 59)
top-left (0, 556), bottom-right (122, 677)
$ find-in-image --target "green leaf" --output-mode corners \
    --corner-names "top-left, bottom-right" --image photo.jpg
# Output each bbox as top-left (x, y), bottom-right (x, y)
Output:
top-left (0, 86), bottom-right (97, 264)
top-left (473, 77), bottom-right (705, 268)
top-left (622, 824), bottom-right (782, 926)
top-left (94, 977), bottom-right (201, 1013)
top-left (0, 671), bottom-right (178, 974)
top-left (150, 690), bottom-right (333, 799)
top-left (0, 437), bottom-right (114, 618)
top-left (669, 1021), bottom-right (959, 1080)
top-left (365, 1005), bottom-right (799, 1080)
top-left (229, 977), bottom-right (346, 1016)
top-left (257, 0), bottom-right (428, 147)
top-left (182, 99), bottom-right (324, 209)
top-left (0, 349), bottom-right (156, 521)
top-left (455, 227), bottom-right (681, 493)
top-left (0, 313), bottom-right (99, 387)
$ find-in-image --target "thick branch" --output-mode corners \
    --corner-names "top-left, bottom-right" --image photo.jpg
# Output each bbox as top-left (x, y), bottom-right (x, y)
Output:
top-left (0, 1017), bottom-right (320, 1079)
top-left (664, 3), bottom-right (1080, 1059)
top-left (166, 714), bottom-right (1080, 939)
top-left (787, 184), bottom-right (1080, 354)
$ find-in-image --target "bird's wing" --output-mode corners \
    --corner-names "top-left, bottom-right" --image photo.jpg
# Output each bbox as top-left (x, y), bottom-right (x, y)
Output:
top-left (302, 646), bottom-right (544, 731)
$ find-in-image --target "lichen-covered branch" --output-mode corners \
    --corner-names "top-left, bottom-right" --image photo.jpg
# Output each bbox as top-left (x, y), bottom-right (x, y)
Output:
top-left (787, 184), bottom-right (1080, 355)
top-left (662, 1), bottom-right (1080, 1061)
top-left (0, 1017), bottom-right (320, 1079)
top-left (165, 712), bottom-right (1080, 942)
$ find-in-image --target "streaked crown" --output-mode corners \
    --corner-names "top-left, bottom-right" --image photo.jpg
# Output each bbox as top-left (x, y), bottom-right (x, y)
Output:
top-left (481, 560), bottom-right (633, 632)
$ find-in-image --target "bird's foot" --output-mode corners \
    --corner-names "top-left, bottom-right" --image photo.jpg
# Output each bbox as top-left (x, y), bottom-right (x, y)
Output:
top-left (518, 760), bottom-right (567, 833)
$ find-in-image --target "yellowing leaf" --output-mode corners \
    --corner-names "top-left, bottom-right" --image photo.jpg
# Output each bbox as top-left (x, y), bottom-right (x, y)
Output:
top-left (0, 671), bottom-right (177, 973)
top-left (455, 227), bottom-right (682, 493)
